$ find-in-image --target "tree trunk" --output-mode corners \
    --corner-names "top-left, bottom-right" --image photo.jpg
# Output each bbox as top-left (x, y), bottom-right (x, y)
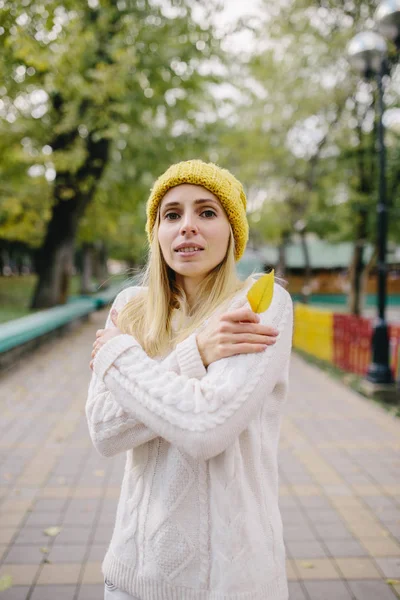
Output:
top-left (348, 240), bottom-right (365, 316)
top-left (277, 231), bottom-right (289, 278)
top-left (31, 136), bottom-right (109, 308)
top-left (31, 197), bottom-right (86, 308)
top-left (348, 207), bottom-right (368, 316)
top-left (93, 241), bottom-right (109, 286)
top-left (80, 243), bottom-right (94, 295)
top-left (299, 230), bottom-right (312, 304)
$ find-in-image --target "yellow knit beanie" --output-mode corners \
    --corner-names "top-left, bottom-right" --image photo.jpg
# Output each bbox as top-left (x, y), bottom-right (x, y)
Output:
top-left (145, 159), bottom-right (249, 262)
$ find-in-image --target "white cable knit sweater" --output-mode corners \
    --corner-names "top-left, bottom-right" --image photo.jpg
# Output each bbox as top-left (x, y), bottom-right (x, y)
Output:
top-left (86, 279), bottom-right (293, 600)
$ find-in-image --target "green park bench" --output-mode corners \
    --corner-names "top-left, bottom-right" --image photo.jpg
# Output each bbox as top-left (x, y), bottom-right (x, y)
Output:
top-left (0, 285), bottom-right (123, 366)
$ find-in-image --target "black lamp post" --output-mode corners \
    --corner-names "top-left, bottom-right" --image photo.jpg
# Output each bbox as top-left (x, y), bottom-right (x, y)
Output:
top-left (347, 11), bottom-right (399, 384)
top-left (375, 0), bottom-right (400, 49)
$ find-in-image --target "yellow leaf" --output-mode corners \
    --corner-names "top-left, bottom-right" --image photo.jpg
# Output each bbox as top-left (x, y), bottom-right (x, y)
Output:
top-left (387, 579), bottom-right (400, 585)
top-left (39, 547), bottom-right (50, 554)
top-left (247, 270), bottom-right (275, 313)
top-left (43, 526), bottom-right (61, 537)
top-left (0, 575), bottom-right (13, 592)
top-left (300, 562), bottom-right (314, 569)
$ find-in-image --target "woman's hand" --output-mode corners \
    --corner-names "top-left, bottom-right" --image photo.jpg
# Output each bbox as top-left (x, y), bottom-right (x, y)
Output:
top-left (196, 305), bottom-right (279, 368)
top-left (90, 308), bottom-right (121, 370)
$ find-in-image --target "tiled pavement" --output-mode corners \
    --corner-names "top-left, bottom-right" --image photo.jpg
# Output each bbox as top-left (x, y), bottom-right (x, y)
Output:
top-left (0, 310), bottom-right (400, 600)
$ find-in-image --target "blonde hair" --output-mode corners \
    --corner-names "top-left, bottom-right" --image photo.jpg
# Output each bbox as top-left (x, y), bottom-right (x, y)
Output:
top-left (117, 208), bottom-right (255, 358)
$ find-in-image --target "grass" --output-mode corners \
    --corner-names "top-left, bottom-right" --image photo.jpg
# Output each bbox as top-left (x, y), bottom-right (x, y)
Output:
top-left (294, 347), bottom-right (400, 419)
top-left (0, 274), bottom-right (125, 324)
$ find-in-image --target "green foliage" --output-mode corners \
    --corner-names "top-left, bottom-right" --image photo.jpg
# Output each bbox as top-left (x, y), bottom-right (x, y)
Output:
top-left (219, 0), bottom-right (400, 248)
top-left (0, 0), bottom-right (225, 259)
top-left (1, 0), bottom-right (399, 265)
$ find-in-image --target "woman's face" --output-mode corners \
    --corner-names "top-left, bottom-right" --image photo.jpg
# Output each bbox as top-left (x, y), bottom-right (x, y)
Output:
top-left (158, 183), bottom-right (231, 284)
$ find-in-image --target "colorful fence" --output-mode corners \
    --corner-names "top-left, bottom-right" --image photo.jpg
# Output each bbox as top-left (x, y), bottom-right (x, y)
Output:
top-left (293, 303), bottom-right (400, 380)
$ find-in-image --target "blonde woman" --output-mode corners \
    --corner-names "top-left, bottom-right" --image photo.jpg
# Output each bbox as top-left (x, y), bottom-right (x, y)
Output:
top-left (86, 159), bottom-right (293, 600)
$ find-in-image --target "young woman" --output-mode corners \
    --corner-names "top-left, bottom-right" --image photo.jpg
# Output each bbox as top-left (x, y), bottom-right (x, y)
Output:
top-left (86, 159), bottom-right (293, 600)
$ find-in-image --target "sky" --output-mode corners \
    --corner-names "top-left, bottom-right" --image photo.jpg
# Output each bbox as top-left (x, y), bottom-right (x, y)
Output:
top-left (193, 0), bottom-right (262, 53)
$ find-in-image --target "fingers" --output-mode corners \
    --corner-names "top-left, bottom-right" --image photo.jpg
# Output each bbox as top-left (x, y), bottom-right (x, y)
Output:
top-left (239, 322), bottom-right (279, 337)
top-left (111, 309), bottom-right (118, 326)
top-left (91, 339), bottom-right (101, 360)
top-left (223, 320), bottom-right (279, 338)
top-left (225, 343), bottom-right (269, 356)
top-left (224, 306), bottom-right (260, 323)
top-left (228, 333), bottom-right (278, 346)
top-left (91, 330), bottom-right (105, 369)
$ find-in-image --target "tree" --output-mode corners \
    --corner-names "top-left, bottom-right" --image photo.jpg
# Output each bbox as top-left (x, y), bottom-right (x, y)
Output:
top-left (216, 0), bottom-right (400, 313)
top-left (0, 0), bottom-right (224, 306)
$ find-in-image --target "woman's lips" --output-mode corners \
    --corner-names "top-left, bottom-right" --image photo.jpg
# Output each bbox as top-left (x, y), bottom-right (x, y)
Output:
top-left (175, 249), bottom-right (204, 257)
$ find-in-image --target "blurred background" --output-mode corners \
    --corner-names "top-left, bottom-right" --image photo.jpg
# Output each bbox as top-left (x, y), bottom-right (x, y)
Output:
top-left (1, 0), bottom-right (400, 386)
top-left (1, 5), bottom-right (400, 598)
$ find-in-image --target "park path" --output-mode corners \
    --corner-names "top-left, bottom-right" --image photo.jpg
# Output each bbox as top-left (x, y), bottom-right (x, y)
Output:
top-left (0, 309), bottom-right (399, 600)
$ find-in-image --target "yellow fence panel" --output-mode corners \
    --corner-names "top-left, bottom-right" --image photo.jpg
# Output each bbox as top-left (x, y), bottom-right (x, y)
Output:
top-left (293, 303), bottom-right (334, 363)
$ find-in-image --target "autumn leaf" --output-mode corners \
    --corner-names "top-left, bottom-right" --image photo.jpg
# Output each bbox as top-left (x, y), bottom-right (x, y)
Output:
top-left (43, 526), bottom-right (61, 537)
top-left (247, 270), bottom-right (275, 314)
top-left (387, 579), bottom-right (400, 585)
top-left (0, 575), bottom-right (13, 592)
top-left (300, 562), bottom-right (314, 569)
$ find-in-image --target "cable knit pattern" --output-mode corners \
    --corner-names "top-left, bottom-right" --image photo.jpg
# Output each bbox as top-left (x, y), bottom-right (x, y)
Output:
top-left (148, 446), bottom-right (196, 580)
top-left (197, 459), bottom-right (209, 589)
top-left (87, 281), bottom-right (293, 600)
top-left (86, 286), bottom-right (208, 457)
top-left (116, 443), bottom-right (148, 567)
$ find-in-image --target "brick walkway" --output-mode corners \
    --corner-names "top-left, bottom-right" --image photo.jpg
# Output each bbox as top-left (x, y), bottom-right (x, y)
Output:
top-left (0, 310), bottom-right (399, 600)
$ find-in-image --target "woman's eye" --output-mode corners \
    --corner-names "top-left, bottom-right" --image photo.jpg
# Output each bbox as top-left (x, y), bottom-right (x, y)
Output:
top-left (201, 210), bottom-right (217, 218)
top-left (165, 210), bottom-right (216, 220)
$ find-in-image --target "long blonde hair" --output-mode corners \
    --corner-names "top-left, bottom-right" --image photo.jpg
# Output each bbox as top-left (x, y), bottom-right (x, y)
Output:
top-left (117, 208), bottom-right (255, 358)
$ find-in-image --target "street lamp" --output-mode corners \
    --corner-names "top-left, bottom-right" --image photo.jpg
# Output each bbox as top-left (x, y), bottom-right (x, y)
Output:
top-left (347, 28), bottom-right (394, 384)
top-left (375, 0), bottom-right (400, 49)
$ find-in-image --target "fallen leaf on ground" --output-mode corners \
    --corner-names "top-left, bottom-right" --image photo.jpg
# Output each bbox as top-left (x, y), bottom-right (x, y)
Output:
top-left (300, 562), bottom-right (314, 569)
top-left (387, 579), bottom-right (400, 585)
top-left (43, 526), bottom-right (61, 537)
top-left (0, 575), bottom-right (13, 592)
top-left (39, 547), bottom-right (49, 554)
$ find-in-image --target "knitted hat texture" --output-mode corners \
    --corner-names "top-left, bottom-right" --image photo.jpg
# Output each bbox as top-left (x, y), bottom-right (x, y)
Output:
top-left (145, 159), bottom-right (249, 261)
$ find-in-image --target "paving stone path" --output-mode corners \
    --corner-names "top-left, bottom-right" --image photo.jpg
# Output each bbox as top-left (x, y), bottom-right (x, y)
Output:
top-left (0, 309), bottom-right (399, 600)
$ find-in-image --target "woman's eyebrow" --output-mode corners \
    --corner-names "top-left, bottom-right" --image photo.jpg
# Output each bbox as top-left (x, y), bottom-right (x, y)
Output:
top-left (162, 198), bottom-right (219, 210)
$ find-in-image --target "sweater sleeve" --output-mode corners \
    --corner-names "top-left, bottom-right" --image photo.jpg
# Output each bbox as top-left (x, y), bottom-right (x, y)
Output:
top-left (85, 287), bottom-right (207, 458)
top-left (92, 284), bottom-right (293, 461)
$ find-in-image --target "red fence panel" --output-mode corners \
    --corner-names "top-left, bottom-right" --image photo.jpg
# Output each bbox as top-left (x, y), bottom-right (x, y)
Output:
top-left (333, 314), bottom-right (349, 372)
top-left (333, 314), bottom-right (400, 379)
top-left (333, 314), bottom-right (372, 376)
top-left (389, 324), bottom-right (400, 380)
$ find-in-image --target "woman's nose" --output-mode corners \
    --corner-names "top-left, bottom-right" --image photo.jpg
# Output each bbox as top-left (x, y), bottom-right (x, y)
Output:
top-left (180, 216), bottom-right (198, 234)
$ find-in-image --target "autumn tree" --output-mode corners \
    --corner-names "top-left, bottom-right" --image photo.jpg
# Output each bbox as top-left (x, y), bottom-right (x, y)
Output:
top-left (0, 0), bottom-right (224, 306)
